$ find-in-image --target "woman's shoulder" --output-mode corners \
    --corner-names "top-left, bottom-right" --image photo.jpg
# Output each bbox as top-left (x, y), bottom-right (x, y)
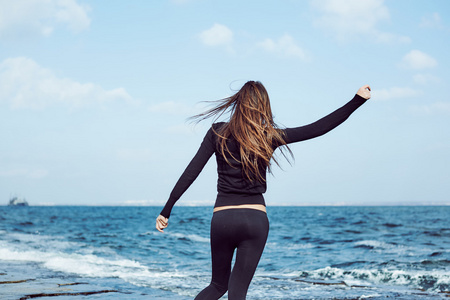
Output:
top-left (202, 122), bottom-right (226, 140)
top-left (212, 122), bottom-right (227, 130)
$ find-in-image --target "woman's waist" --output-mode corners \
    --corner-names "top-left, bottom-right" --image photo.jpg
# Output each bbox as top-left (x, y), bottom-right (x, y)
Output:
top-left (214, 192), bottom-right (265, 209)
top-left (213, 204), bottom-right (266, 213)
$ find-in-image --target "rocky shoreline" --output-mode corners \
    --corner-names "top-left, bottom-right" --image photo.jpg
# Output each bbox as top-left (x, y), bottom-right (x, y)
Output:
top-left (2, 264), bottom-right (448, 299)
top-left (0, 261), bottom-right (184, 299)
top-left (0, 274), bottom-right (121, 299)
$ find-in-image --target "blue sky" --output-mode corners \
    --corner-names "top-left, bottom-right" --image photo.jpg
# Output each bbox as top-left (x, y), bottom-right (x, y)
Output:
top-left (1, 0), bottom-right (449, 206)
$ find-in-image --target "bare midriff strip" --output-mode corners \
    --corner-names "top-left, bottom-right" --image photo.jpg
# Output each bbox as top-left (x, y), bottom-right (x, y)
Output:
top-left (213, 204), bottom-right (266, 213)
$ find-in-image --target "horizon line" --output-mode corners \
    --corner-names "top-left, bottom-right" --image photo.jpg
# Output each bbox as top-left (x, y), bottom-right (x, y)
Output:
top-left (3, 204), bottom-right (449, 207)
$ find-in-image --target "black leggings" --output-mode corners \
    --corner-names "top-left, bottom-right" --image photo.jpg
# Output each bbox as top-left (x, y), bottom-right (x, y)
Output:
top-left (195, 209), bottom-right (269, 300)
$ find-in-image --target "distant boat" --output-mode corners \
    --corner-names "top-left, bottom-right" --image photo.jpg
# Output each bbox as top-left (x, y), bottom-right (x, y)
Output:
top-left (8, 196), bottom-right (29, 206)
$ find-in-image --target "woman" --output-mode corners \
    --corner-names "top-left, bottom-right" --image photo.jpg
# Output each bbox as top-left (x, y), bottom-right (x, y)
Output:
top-left (156, 81), bottom-right (371, 299)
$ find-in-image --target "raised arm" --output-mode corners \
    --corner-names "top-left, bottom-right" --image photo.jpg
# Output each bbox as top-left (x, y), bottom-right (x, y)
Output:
top-left (282, 85), bottom-right (371, 144)
top-left (156, 127), bottom-right (216, 232)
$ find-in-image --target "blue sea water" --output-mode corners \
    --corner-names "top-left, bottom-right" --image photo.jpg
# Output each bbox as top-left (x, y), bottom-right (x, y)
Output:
top-left (0, 206), bottom-right (449, 299)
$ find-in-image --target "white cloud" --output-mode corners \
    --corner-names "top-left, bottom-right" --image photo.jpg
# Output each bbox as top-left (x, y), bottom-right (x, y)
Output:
top-left (148, 101), bottom-right (202, 116)
top-left (419, 12), bottom-right (444, 29)
top-left (400, 50), bottom-right (437, 70)
top-left (0, 0), bottom-right (91, 39)
top-left (199, 23), bottom-right (233, 48)
top-left (413, 73), bottom-right (440, 85)
top-left (0, 57), bottom-right (133, 109)
top-left (258, 34), bottom-right (309, 61)
top-left (311, 0), bottom-right (410, 43)
top-left (373, 87), bottom-right (422, 101)
top-left (409, 102), bottom-right (450, 116)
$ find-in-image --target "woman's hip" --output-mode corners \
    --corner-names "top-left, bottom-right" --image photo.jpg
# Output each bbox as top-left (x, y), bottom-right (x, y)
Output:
top-left (211, 208), bottom-right (269, 242)
top-left (213, 204), bottom-right (266, 213)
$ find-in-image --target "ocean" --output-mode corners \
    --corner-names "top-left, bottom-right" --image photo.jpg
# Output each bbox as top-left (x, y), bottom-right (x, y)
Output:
top-left (0, 206), bottom-right (449, 299)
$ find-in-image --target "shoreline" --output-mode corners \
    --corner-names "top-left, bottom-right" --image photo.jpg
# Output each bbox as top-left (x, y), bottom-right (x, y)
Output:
top-left (2, 204), bottom-right (450, 207)
top-left (0, 261), bottom-right (184, 300)
top-left (2, 260), bottom-right (448, 300)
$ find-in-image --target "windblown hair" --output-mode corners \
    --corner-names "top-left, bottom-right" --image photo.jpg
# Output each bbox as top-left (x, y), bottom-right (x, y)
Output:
top-left (190, 81), bottom-right (292, 182)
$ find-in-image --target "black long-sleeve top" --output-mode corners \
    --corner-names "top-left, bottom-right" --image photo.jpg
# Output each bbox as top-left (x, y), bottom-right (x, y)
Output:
top-left (160, 94), bottom-right (368, 218)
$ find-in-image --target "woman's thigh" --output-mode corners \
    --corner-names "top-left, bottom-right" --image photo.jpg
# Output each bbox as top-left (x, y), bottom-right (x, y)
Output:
top-left (228, 210), bottom-right (269, 298)
top-left (210, 209), bottom-right (269, 298)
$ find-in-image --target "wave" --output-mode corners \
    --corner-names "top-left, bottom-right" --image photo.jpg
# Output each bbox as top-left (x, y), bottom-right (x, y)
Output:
top-left (299, 266), bottom-right (450, 292)
top-left (0, 237), bottom-right (206, 298)
top-left (139, 230), bottom-right (210, 243)
top-left (0, 247), bottom-right (145, 276)
top-left (266, 242), bottom-right (315, 250)
top-left (354, 240), bottom-right (393, 249)
top-left (3, 231), bottom-right (118, 256)
top-left (382, 223), bottom-right (403, 228)
top-left (0, 230), bottom-right (212, 297)
top-left (169, 232), bottom-right (210, 243)
top-left (0, 232), bottom-right (148, 278)
top-left (353, 240), bottom-right (422, 254)
top-left (423, 228), bottom-right (450, 237)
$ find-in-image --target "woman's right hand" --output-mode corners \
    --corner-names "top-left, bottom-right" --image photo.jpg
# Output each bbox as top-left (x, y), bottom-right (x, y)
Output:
top-left (357, 85), bottom-right (371, 100)
top-left (156, 215), bottom-right (169, 233)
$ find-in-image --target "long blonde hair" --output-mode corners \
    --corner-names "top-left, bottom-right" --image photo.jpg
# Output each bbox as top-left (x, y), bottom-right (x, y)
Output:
top-left (191, 81), bottom-right (292, 182)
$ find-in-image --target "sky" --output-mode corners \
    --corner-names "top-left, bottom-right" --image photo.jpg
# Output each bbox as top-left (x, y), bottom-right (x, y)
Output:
top-left (0, 0), bottom-right (449, 207)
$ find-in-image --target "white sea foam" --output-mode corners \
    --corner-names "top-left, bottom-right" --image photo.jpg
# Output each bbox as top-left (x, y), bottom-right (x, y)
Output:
top-left (2, 231), bottom-right (118, 259)
top-left (7, 232), bottom-right (80, 250)
top-left (0, 230), bottom-right (209, 297)
top-left (285, 243), bottom-right (315, 250)
top-left (169, 232), bottom-right (210, 243)
top-left (359, 294), bottom-right (383, 298)
top-left (353, 240), bottom-right (429, 256)
top-left (265, 242), bottom-right (315, 254)
top-left (354, 240), bottom-right (392, 249)
top-left (0, 238), bottom-right (202, 296)
top-left (303, 266), bottom-right (450, 291)
top-left (0, 246), bottom-right (144, 276)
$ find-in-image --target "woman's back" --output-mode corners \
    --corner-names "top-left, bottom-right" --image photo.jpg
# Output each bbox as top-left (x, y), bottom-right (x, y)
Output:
top-left (209, 122), bottom-right (268, 207)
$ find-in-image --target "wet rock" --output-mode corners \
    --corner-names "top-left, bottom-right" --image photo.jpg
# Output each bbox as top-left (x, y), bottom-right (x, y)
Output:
top-left (19, 289), bottom-right (118, 299)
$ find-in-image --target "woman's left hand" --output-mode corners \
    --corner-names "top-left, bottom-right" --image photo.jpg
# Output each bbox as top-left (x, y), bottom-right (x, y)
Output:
top-left (357, 85), bottom-right (371, 100)
top-left (156, 215), bottom-right (169, 233)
